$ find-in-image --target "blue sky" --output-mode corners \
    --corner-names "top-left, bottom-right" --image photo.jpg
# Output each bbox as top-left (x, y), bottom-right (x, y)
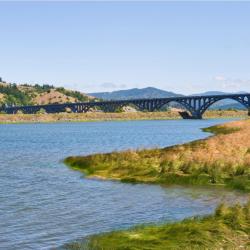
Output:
top-left (0, 1), bottom-right (250, 94)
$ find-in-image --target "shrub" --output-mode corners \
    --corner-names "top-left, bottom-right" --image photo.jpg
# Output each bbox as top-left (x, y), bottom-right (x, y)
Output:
top-left (36, 108), bottom-right (46, 114)
top-left (16, 110), bottom-right (23, 114)
top-left (65, 107), bottom-right (72, 113)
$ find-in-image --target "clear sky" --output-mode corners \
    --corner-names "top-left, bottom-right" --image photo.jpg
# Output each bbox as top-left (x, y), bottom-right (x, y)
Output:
top-left (0, 1), bottom-right (250, 94)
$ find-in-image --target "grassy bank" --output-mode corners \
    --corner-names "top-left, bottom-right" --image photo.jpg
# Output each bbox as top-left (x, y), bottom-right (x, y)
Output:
top-left (0, 109), bottom-right (248, 124)
top-left (64, 119), bottom-right (250, 249)
top-left (66, 202), bottom-right (250, 250)
top-left (64, 119), bottom-right (250, 191)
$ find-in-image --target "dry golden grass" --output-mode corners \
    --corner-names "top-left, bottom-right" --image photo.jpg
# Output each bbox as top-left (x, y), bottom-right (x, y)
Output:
top-left (0, 93), bottom-right (5, 102)
top-left (203, 109), bottom-right (248, 118)
top-left (32, 89), bottom-right (77, 105)
top-left (0, 110), bottom-right (248, 124)
top-left (162, 120), bottom-right (250, 169)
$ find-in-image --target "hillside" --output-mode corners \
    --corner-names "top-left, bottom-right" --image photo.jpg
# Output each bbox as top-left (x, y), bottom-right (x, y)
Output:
top-left (0, 80), bottom-right (94, 106)
top-left (89, 87), bottom-right (181, 100)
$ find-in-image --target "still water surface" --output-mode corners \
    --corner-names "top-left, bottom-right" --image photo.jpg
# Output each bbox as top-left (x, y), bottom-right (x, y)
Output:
top-left (0, 119), bottom-right (247, 249)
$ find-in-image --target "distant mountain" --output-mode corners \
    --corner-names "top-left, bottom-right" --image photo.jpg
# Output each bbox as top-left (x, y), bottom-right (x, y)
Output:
top-left (89, 87), bottom-right (182, 100)
top-left (192, 91), bottom-right (248, 96)
top-left (212, 103), bottom-right (246, 110)
top-left (192, 91), bottom-right (229, 96)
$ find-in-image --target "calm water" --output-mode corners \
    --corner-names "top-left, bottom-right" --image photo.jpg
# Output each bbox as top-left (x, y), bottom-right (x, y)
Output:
top-left (0, 119), bottom-right (247, 250)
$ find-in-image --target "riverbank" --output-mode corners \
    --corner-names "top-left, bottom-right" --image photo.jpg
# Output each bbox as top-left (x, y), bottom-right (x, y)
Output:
top-left (64, 119), bottom-right (250, 249)
top-left (64, 119), bottom-right (250, 191)
top-left (0, 110), bottom-right (248, 124)
top-left (66, 202), bottom-right (250, 250)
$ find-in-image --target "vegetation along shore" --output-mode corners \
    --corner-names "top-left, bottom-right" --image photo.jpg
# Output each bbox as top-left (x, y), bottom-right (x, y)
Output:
top-left (65, 119), bottom-right (250, 191)
top-left (64, 119), bottom-right (250, 249)
top-left (0, 109), bottom-right (248, 124)
top-left (66, 202), bottom-right (250, 250)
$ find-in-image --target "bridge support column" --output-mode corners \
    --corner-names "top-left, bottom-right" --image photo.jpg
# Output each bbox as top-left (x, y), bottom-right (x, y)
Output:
top-left (178, 111), bottom-right (202, 119)
top-left (189, 114), bottom-right (202, 119)
top-left (191, 112), bottom-right (203, 119)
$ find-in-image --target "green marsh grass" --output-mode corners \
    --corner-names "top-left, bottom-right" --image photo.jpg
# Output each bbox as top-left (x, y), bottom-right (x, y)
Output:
top-left (66, 202), bottom-right (250, 250)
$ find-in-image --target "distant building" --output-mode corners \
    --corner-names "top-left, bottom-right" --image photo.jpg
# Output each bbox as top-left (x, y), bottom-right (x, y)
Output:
top-left (0, 77), bottom-right (2, 82)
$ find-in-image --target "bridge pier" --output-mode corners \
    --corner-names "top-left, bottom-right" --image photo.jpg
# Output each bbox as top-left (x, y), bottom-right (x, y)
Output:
top-left (179, 111), bottom-right (191, 119)
top-left (179, 111), bottom-right (202, 119)
top-left (192, 112), bottom-right (203, 119)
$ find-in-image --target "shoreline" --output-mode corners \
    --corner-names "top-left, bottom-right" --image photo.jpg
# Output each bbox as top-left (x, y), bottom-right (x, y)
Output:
top-left (64, 119), bottom-right (250, 249)
top-left (64, 119), bottom-right (250, 191)
top-left (0, 110), bottom-right (248, 124)
top-left (66, 202), bottom-right (250, 250)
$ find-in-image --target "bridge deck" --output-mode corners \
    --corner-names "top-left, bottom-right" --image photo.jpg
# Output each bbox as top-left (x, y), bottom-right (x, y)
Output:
top-left (1, 93), bottom-right (250, 119)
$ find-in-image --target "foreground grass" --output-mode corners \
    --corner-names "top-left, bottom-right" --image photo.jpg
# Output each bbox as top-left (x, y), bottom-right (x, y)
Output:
top-left (65, 119), bottom-right (250, 191)
top-left (0, 109), bottom-right (248, 124)
top-left (66, 202), bottom-right (250, 250)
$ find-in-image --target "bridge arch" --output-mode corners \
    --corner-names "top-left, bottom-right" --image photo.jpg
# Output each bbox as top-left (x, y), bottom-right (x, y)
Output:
top-left (129, 99), bottom-right (171, 112)
top-left (151, 95), bottom-right (250, 119)
top-left (155, 100), bottom-right (199, 119)
top-left (199, 96), bottom-right (250, 117)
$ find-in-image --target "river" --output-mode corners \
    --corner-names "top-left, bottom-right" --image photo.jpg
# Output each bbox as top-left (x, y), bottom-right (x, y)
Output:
top-left (0, 119), bottom-right (247, 249)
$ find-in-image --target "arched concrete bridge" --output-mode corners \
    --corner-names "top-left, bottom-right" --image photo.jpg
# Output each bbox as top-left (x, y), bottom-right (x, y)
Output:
top-left (1, 93), bottom-right (250, 119)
